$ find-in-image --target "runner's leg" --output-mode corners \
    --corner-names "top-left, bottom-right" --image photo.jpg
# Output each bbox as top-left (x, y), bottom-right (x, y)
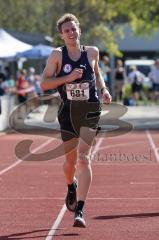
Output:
top-left (63, 137), bottom-right (79, 184)
top-left (77, 127), bottom-right (96, 201)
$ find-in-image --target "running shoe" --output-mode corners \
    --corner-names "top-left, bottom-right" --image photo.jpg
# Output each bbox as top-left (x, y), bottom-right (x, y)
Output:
top-left (65, 180), bottom-right (77, 212)
top-left (73, 210), bottom-right (86, 228)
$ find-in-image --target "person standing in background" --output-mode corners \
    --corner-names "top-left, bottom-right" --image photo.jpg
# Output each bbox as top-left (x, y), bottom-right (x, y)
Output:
top-left (114, 59), bottom-right (126, 101)
top-left (148, 59), bottom-right (159, 102)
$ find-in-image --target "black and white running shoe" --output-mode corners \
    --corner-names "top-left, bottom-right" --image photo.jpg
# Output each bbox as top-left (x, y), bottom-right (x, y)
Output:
top-left (65, 180), bottom-right (77, 212)
top-left (73, 210), bottom-right (86, 228)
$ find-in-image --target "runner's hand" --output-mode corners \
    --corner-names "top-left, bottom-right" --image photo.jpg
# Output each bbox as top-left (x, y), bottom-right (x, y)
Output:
top-left (102, 89), bottom-right (112, 104)
top-left (66, 68), bottom-right (83, 83)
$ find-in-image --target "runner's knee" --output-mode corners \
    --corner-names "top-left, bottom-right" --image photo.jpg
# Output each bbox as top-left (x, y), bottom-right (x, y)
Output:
top-left (78, 154), bottom-right (91, 166)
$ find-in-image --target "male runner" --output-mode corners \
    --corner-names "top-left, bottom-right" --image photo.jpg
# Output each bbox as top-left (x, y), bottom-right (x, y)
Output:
top-left (41, 13), bottom-right (112, 228)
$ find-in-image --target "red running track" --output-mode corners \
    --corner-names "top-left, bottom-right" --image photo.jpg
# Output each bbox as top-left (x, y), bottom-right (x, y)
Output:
top-left (0, 129), bottom-right (159, 240)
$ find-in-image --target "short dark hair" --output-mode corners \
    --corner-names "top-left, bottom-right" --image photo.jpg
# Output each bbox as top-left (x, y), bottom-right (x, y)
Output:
top-left (56, 13), bottom-right (80, 33)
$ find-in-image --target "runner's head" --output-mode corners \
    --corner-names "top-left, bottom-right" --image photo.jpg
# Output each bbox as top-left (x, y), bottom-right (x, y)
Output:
top-left (57, 13), bottom-right (80, 33)
top-left (57, 13), bottom-right (81, 45)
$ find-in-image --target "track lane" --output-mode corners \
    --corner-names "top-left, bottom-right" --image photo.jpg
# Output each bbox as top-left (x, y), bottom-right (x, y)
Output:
top-left (1, 130), bottom-right (159, 239)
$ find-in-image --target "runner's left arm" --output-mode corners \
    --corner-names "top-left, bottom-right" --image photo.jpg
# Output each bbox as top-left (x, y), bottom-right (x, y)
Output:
top-left (93, 47), bottom-right (112, 104)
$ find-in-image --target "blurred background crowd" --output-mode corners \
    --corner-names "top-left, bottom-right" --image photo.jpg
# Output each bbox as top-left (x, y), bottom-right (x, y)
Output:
top-left (99, 56), bottom-right (159, 106)
top-left (1, 56), bottom-right (159, 112)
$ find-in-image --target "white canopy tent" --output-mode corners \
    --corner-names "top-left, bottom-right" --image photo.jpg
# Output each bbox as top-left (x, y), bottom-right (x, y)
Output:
top-left (0, 28), bottom-right (32, 58)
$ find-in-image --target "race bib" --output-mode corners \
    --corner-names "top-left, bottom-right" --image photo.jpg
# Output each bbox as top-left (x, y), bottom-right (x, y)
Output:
top-left (66, 82), bottom-right (89, 101)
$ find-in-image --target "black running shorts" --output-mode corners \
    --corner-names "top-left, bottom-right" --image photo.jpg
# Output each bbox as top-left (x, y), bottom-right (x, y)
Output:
top-left (58, 101), bottom-right (101, 142)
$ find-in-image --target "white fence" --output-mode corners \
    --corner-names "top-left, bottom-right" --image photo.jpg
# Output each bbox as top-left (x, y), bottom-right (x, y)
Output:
top-left (0, 95), bottom-right (15, 131)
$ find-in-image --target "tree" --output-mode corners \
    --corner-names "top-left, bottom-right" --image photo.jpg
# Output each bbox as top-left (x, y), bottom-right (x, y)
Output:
top-left (0, 0), bottom-right (159, 55)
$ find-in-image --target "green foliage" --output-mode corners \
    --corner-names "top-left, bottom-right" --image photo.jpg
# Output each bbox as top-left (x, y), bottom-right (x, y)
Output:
top-left (123, 83), bottom-right (132, 98)
top-left (0, 0), bottom-right (159, 55)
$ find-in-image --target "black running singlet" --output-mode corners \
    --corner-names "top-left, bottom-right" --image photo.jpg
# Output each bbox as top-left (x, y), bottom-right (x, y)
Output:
top-left (56, 45), bottom-right (99, 102)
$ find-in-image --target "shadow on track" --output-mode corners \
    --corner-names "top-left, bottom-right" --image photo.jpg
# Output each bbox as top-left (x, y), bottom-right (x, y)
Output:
top-left (93, 212), bottom-right (159, 220)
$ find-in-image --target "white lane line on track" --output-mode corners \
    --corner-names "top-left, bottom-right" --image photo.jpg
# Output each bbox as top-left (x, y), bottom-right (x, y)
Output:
top-left (146, 130), bottom-right (159, 163)
top-left (45, 204), bottom-right (67, 240)
top-left (130, 181), bottom-right (159, 185)
top-left (87, 197), bottom-right (159, 200)
top-left (92, 163), bottom-right (156, 165)
top-left (45, 137), bottom-right (104, 240)
top-left (1, 197), bottom-right (159, 200)
top-left (92, 137), bottom-right (104, 153)
top-left (0, 159), bottom-right (22, 176)
top-left (96, 140), bottom-right (147, 151)
top-left (0, 138), bottom-right (54, 176)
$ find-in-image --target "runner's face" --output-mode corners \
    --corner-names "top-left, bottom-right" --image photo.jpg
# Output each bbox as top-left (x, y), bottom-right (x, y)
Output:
top-left (60, 21), bottom-right (81, 45)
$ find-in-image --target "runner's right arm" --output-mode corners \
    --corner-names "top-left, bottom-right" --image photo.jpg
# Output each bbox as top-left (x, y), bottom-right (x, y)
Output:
top-left (41, 49), bottom-right (83, 91)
